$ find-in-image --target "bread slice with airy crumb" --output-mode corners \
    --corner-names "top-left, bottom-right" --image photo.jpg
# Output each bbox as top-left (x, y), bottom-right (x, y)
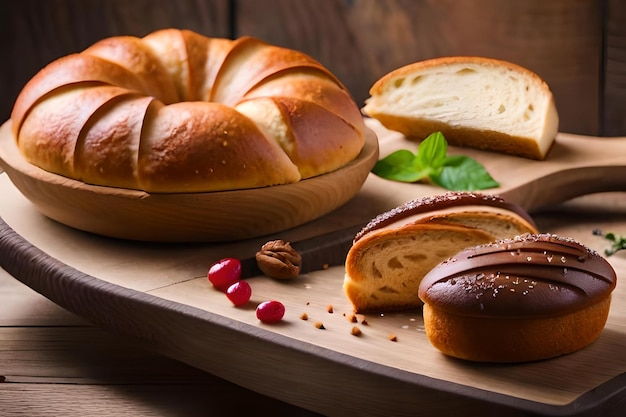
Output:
top-left (344, 223), bottom-right (496, 313)
top-left (343, 192), bottom-right (539, 313)
top-left (363, 56), bottom-right (559, 160)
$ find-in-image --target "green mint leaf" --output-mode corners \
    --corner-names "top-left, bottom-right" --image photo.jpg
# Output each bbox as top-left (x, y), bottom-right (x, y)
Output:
top-left (371, 131), bottom-right (499, 191)
top-left (416, 131), bottom-right (447, 170)
top-left (372, 149), bottom-right (431, 182)
top-left (431, 155), bottom-right (500, 191)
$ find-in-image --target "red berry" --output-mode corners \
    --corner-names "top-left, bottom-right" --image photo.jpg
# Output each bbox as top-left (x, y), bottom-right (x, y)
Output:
top-left (226, 281), bottom-right (252, 306)
top-left (208, 258), bottom-right (242, 291)
top-left (256, 300), bottom-right (285, 323)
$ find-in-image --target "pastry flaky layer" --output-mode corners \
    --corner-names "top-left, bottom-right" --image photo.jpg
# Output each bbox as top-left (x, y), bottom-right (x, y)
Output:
top-left (10, 29), bottom-right (365, 193)
top-left (343, 192), bottom-right (539, 313)
top-left (363, 56), bottom-right (559, 160)
top-left (419, 233), bottom-right (617, 362)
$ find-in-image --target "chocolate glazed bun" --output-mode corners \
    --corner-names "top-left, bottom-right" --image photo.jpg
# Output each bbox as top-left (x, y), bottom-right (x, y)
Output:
top-left (418, 233), bottom-right (617, 363)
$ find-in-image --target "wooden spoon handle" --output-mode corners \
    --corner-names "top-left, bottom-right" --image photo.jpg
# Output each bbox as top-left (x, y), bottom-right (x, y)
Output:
top-left (490, 132), bottom-right (626, 211)
top-left (500, 164), bottom-right (626, 212)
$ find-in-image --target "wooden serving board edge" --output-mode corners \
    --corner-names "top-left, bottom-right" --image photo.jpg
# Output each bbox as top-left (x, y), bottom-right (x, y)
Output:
top-left (1, 217), bottom-right (624, 417)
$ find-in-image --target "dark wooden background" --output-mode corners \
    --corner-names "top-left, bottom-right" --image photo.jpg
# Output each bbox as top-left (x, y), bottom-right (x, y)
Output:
top-left (2, 0), bottom-right (625, 136)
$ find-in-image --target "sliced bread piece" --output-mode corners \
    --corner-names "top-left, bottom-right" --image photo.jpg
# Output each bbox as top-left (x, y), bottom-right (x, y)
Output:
top-left (343, 192), bottom-right (539, 313)
top-left (344, 223), bottom-right (496, 312)
top-left (363, 56), bottom-right (559, 160)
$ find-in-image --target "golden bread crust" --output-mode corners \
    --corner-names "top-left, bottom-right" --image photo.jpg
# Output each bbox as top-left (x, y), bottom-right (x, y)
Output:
top-left (416, 211), bottom-right (538, 240)
top-left (11, 29), bottom-right (365, 192)
top-left (368, 56), bottom-right (548, 97)
top-left (369, 113), bottom-right (549, 160)
top-left (423, 297), bottom-right (611, 362)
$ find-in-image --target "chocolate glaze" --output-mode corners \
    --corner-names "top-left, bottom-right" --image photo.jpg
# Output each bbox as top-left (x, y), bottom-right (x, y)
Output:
top-left (418, 233), bottom-right (617, 318)
top-left (354, 192), bottom-right (537, 242)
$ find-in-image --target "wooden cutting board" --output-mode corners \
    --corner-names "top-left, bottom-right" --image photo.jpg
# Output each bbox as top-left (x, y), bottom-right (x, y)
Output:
top-left (1, 119), bottom-right (625, 416)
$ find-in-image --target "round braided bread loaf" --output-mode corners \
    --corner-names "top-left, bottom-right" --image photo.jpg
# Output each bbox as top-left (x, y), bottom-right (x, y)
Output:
top-left (10, 29), bottom-right (365, 192)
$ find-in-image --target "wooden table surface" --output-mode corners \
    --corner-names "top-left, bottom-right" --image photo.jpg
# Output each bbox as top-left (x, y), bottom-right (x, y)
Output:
top-left (0, 266), bottom-right (321, 416)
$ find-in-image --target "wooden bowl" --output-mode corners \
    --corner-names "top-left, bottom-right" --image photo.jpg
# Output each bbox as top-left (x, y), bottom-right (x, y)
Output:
top-left (0, 121), bottom-right (378, 242)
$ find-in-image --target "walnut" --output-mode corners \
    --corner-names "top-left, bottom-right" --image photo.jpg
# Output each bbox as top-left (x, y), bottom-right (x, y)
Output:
top-left (255, 240), bottom-right (302, 279)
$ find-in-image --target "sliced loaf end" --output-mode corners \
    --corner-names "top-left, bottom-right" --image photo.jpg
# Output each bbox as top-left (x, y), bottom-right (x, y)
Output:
top-left (363, 56), bottom-right (559, 160)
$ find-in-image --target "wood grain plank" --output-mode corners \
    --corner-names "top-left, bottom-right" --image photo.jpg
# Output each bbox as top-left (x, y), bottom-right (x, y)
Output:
top-left (2, 0), bottom-right (618, 136)
top-left (0, 330), bottom-right (319, 416)
top-left (0, 0), bottom-right (231, 121)
top-left (0, 383), bottom-right (322, 417)
top-left (236, 0), bottom-right (603, 135)
top-left (604, 0), bottom-right (626, 136)
top-left (0, 271), bottom-right (321, 416)
top-left (0, 327), bottom-right (206, 383)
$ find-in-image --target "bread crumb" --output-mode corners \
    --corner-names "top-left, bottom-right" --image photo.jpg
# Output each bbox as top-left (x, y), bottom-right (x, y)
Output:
top-left (300, 312), bottom-right (309, 321)
top-left (347, 313), bottom-right (358, 323)
top-left (388, 333), bottom-right (397, 342)
top-left (314, 321), bottom-right (325, 329)
top-left (322, 263), bottom-right (329, 270)
top-left (351, 326), bottom-right (362, 336)
top-left (361, 318), bottom-right (369, 325)
top-left (327, 304), bottom-right (334, 313)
